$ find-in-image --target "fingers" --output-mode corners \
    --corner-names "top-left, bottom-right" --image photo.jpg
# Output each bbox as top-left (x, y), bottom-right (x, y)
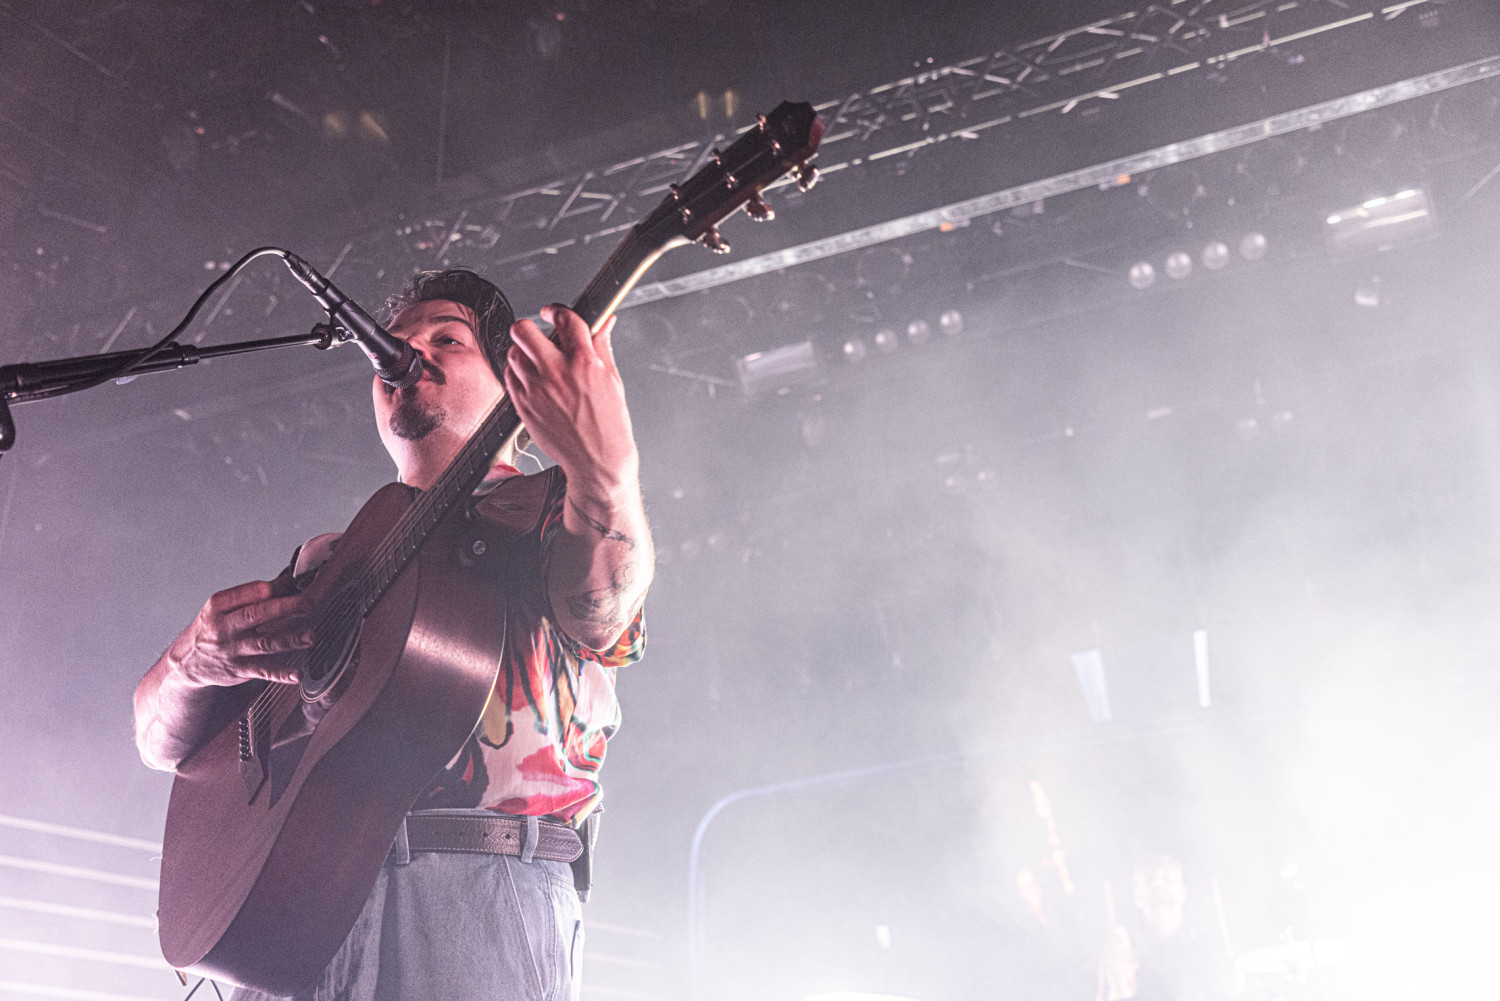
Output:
top-left (507, 316), bottom-right (552, 368)
top-left (230, 627), bottom-right (314, 660)
top-left (539, 304), bottom-right (602, 364)
top-left (512, 306), bottom-right (614, 374)
top-left (222, 593), bottom-right (308, 635)
top-left (504, 338), bottom-right (539, 390)
top-left (205, 580), bottom-right (276, 617)
top-left (189, 580), bottom-right (316, 685)
top-left (592, 314), bottom-right (621, 375)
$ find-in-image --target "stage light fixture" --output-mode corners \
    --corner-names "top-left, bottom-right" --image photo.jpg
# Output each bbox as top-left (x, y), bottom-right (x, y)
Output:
top-left (1324, 188), bottom-right (1434, 257)
top-left (906, 319), bottom-right (932, 345)
top-left (855, 246), bottom-right (912, 293)
top-left (735, 340), bottom-right (820, 397)
top-left (1202, 241), bottom-right (1231, 271)
top-left (1165, 251), bottom-right (1193, 280)
top-left (1071, 649), bottom-right (1112, 723)
top-left (874, 328), bottom-right (899, 353)
top-left (1431, 80), bottom-right (1500, 143)
top-left (842, 337), bottom-right (867, 362)
top-left (939, 309), bottom-right (964, 336)
top-left (1355, 278), bottom-right (1382, 308)
top-left (1194, 628), bottom-right (1211, 708)
top-left (1129, 261), bottom-right (1156, 290)
top-left (1240, 232), bottom-right (1269, 261)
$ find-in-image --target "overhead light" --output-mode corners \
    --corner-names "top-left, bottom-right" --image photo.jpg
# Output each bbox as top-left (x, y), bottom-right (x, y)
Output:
top-left (736, 340), bottom-right (819, 396)
top-left (1202, 241), bottom-right (1231, 270)
top-left (1354, 278), bottom-right (1382, 308)
top-left (856, 246), bottom-right (912, 292)
top-left (1165, 251), bottom-right (1193, 280)
top-left (873, 328), bottom-right (899, 353)
top-left (906, 319), bottom-right (932, 345)
top-left (939, 309), bottom-right (964, 336)
top-left (1240, 232), bottom-right (1269, 261)
top-left (1071, 649), bottom-right (1112, 723)
top-left (842, 337), bottom-right (868, 362)
top-left (1194, 629), bottom-right (1211, 708)
top-left (1129, 261), bottom-right (1156, 289)
top-left (1324, 188), bottom-right (1434, 256)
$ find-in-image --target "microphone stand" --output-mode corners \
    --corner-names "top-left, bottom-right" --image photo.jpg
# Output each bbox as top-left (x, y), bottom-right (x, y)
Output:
top-left (0, 322), bottom-right (349, 455)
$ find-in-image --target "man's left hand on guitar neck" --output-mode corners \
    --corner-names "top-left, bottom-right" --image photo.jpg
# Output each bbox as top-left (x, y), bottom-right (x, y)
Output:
top-left (505, 304), bottom-right (654, 651)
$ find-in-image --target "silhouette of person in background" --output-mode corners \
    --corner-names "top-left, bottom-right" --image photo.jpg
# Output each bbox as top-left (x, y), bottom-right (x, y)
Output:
top-left (1098, 854), bottom-right (1233, 1001)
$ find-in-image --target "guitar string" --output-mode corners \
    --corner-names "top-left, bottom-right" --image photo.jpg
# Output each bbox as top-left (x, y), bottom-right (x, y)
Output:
top-left (245, 391), bottom-right (522, 732)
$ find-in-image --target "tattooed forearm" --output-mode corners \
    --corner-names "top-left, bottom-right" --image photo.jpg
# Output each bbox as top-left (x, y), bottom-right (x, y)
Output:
top-left (549, 483), bottom-right (654, 648)
top-left (568, 498), bottom-right (638, 549)
top-left (565, 589), bottom-right (627, 631)
top-left (563, 564), bottom-right (636, 630)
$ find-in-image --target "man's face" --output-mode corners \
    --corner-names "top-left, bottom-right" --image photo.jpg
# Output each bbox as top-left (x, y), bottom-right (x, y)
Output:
top-left (372, 299), bottom-right (504, 453)
top-left (1133, 856), bottom-right (1187, 938)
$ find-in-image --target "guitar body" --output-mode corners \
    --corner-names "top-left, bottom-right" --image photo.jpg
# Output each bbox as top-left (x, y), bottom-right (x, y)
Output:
top-left (158, 483), bottom-right (507, 993)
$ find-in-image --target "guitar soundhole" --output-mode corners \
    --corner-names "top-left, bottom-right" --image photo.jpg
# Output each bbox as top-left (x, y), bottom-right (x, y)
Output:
top-left (300, 585), bottom-right (362, 702)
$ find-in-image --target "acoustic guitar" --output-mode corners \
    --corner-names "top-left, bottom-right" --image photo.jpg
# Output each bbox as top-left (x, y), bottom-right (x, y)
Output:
top-left (157, 101), bottom-right (821, 993)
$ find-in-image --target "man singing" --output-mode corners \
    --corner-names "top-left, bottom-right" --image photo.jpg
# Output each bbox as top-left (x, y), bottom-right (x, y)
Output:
top-left (133, 268), bottom-right (653, 999)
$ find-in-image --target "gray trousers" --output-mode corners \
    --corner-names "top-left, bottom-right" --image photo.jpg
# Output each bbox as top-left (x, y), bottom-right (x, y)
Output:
top-left (228, 826), bottom-right (584, 1001)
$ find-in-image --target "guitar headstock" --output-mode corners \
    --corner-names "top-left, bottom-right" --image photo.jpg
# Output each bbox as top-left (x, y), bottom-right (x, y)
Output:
top-left (638, 101), bottom-right (823, 257)
top-left (570, 101), bottom-right (822, 327)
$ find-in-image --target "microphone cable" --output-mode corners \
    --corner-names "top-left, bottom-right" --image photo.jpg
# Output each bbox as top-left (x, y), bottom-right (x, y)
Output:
top-left (13, 246), bottom-right (293, 404)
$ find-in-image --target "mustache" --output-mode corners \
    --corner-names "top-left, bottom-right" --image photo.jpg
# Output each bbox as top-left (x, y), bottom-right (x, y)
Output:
top-left (391, 362), bottom-right (445, 396)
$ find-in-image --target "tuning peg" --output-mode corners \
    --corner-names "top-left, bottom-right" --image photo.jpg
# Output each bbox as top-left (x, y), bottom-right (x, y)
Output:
top-left (699, 226), bottom-right (731, 254)
top-left (794, 161), bottom-right (820, 192)
top-left (745, 195), bottom-right (775, 222)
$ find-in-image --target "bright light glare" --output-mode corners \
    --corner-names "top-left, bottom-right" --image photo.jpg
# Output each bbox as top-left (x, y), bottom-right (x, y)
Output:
top-left (1194, 628), bottom-right (1210, 707)
top-left (1240, 232), bottom-right (1269, 260)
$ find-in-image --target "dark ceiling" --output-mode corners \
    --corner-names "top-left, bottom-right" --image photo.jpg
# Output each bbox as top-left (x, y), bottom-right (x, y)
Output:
top-left (0, 0), bottom-right (1123, 327)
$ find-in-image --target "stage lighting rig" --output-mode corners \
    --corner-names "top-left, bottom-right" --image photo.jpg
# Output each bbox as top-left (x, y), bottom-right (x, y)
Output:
top-left (1324, 188), bottom-right (1436, 257)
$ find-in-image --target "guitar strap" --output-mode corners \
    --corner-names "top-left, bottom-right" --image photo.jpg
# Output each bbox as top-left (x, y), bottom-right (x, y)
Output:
top-left (571, 810), bottom-right (600, 902)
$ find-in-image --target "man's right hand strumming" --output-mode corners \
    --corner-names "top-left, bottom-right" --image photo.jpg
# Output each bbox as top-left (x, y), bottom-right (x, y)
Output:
top-left (133, 580), bottom-right (313, 772)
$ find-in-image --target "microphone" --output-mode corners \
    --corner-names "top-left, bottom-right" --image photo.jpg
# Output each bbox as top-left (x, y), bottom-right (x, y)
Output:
top-left (280, 251), bottom-right (423, 389)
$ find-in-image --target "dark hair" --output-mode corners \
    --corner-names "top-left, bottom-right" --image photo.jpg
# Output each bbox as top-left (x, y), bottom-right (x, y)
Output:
top-left (384, 267), bottom-right (516, 381)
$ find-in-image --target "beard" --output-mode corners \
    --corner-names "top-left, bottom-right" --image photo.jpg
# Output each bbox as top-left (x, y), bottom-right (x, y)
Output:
top-left (387, 394), bottom-right (447, 441)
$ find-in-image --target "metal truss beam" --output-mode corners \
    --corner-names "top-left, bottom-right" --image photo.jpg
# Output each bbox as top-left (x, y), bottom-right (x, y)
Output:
top-left (7, 0), bottom-right (1464, 380)
top-left (621, 53), bottom-right (1500, 309)
top-left (388, 0), bottom-right (1436, 276)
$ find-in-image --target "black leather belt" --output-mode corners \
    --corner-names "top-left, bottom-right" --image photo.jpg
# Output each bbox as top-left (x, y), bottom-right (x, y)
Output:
top-left (397, 812), bottom-right (582, 863)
